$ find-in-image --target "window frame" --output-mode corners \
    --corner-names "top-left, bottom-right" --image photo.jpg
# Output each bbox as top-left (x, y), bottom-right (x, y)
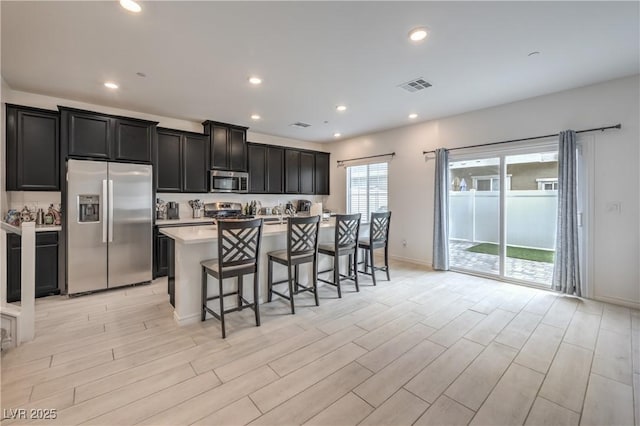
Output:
top-left (346, 161), bottom-right (389, 223)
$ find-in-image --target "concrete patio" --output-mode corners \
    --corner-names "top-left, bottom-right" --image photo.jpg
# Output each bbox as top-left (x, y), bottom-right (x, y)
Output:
top-left (449, 240), bottom-right (554, 285)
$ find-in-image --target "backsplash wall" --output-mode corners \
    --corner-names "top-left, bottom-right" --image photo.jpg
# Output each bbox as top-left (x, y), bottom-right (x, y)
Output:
top-left (156, 193), bottom-right (327, 219)
top-left (6, 191), bottom-right (61, 213)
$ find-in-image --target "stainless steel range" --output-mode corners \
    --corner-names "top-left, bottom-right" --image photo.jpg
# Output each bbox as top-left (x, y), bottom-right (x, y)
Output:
top-left (203, 202), bottom-right (254, 220)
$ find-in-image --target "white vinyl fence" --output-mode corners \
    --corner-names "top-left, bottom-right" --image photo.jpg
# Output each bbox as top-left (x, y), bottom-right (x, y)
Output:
top-left (450, 190), bottom-right (557, 250)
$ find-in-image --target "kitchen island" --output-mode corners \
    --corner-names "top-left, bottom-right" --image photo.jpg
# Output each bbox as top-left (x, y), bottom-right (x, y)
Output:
top-left (160, 220), bottom-right (337, 326)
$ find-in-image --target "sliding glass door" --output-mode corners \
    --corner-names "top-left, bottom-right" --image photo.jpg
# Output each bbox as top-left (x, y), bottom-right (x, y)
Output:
top-left (448, 145), bottom-right (558, 287)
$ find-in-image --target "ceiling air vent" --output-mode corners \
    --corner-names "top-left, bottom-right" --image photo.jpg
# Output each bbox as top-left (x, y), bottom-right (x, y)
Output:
top-left (290, 122), bottom-right (311, 128)
top-left (398, 77), bottom-right (432, 93)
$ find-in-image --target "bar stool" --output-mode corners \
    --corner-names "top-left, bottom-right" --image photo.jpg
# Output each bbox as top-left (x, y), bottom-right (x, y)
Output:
top-left (358, 211), bottom-right (391, 286)
top-left (201, 218), bottom-right (264, 338)
top-left (318, 213), bottom-right (361, 298)
top-left (267, 215), bottom-right (321, 314)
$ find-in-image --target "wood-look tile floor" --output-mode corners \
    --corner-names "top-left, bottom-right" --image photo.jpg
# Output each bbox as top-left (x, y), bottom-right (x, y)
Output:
top-left (1, 260), bottom-right (639, 425)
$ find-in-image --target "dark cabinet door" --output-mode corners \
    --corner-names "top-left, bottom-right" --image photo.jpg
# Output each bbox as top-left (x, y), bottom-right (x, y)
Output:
top-left (267, 146), bottom-right (284, 193)
top-left (229, 127), bottom-right (247, 171)
top-left (315, 152), bottom-right (330, 195)
top-left (209, 125), bottom-right (229, 170)
top-left (114, 120), bottom-right (153, 163)
top-left (154, 230), bottom-right (172, 278)
top-left (6, 234), bottom-right (21, 303)
top-left (182, 134), bottom-right (209, 193)
top-left (247, 144), bottom-right (267, 193)
top-left (68, 112), bottom-right (112, 159)
top-left (6, 105), bottom-right (60, 191)
top-left (35, 233), bottom-right (59, 296)
top-left (6, 232), bottom-right (59, 303)
top-left (156, 130), bottom-right (182, 192)
top-left (300, 152), bottom-right (315, 194)
top-left (285, 149), bottom-right (301, 193)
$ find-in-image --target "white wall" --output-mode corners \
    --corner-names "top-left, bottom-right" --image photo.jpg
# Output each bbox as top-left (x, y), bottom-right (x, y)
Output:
top-left (326, 75), bottom-right (640, 308)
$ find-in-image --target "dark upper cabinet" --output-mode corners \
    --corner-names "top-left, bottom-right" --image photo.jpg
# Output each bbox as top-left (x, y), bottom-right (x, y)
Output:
top-left (202, 121), bottom-right (248, 171)
top-left (266, 146), bottom-right (284, 193)
top-left (300, 151), bottom-right (315, 194)
top-left (156, 127), bottom-right (208, 193)
top-left (229, 127), bottom-right (247, 171)
top-left (6, 232), bottom-right (60, 303)
top-left (61, 107), bottom-right (157, 164)
top-left (247, 143), bottom-right (285, 194)
top-left (6, 104), bottom-right (60, 191)
top-left (156, 130), bottom-right (182, 192)
top-left (67, 110), bottom-right (111, 159)
top-left (315, 152), bottom-right (330, 195)
top-left (114, 119), bottom-right (153, 163)
top-left (247, 143), bottom-right (267, 193)
top-left (285, 149), bottom-right (301, 193)
top-left (182, 134), bottom-right (209, 193)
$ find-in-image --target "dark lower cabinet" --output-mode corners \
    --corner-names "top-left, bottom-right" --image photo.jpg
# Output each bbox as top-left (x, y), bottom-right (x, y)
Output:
top-left (6, 104), bottom-right (60, 191)
top-left (153, 228), bottom-right (173, 278)
top-left (6, 232), bottom-right (60, 303)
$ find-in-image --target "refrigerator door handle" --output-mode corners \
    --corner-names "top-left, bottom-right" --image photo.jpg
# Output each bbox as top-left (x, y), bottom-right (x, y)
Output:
top-left (102, 179), bottom-right (108, 243)
top-left (108, 179), bottom-right (114, 242)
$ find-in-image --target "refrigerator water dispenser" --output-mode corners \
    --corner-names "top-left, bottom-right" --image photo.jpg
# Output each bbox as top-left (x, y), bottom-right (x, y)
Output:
top-left (78, 195), bottom-right (100, 222)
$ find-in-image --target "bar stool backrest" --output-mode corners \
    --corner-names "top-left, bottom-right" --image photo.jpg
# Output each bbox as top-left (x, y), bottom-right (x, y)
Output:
top-left (288, 215), bottom-right (321, 258)
top-left (217, 218), bottom-right (264, 269)
top-left (334, 213), bottom-right (361, 249)
top-left (370, 211), bottom-right (391, 245)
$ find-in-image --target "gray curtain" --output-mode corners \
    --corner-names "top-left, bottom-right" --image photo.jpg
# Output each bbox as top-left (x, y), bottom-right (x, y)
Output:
top-left (433, 148), bottom-right (450, 270)
top-left (553, 130), bottom-right (582, 295)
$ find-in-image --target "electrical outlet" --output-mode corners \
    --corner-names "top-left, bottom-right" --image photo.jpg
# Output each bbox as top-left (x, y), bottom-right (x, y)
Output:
top-left (606, 202), bottom-right (622, 214)
top-left (402, 239), bottom-right (407, 247)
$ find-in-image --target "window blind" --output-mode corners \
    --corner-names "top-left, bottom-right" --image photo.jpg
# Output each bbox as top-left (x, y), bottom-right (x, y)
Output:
top-left (347, 162), bottom-right (388, 222)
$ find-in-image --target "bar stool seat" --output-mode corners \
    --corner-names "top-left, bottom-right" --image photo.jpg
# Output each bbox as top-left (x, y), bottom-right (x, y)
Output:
top-left (317, 213), bottom-right (361, 298)
top-left (358, 211), bottom-right (391, 286)
top-left (201, 218), bottom-right (264, 338)
top-left (267, 216), bottom-right (321, 314)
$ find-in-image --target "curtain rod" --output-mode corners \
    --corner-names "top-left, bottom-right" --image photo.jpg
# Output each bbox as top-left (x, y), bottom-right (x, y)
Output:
top-left (422, 124), bottom-right (621, 155)
top-left (337, 152), bottom-right (395, 165)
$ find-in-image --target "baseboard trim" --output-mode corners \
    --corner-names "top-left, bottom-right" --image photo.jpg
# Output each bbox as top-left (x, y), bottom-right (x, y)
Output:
top-left (388, 254), bottom-right (432, 269)
top-left (173, 311), bottom-right (200, 326)
top-left (593, 294), bottom-right (640, 310)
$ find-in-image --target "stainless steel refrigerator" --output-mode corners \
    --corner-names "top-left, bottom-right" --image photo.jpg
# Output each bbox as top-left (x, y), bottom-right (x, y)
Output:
top-left (67, 159), bottom-right (153, 294)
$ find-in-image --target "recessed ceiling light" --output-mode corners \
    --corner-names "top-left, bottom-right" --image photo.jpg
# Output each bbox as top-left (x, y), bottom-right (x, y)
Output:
top-left (251, 114), bottom-right (261, 120)
top-left (104, 82), bottom-right (119, 89)
top-left (333, 133), bottom-right (341, 138)
top-left (408, 27), bottom-right (428, 42)
top-left (528, 51), bottom-right (540, 57)
top-left (248, 77), bottom-right (262, 85)
top-left (136, 72), bottom-right (146, 77)
top-left (336, 105), bottom-right (347, 112)
top-left (119, 0), bottom-right (141, 13)
top-left (408, 113), bottom-right (418, 119)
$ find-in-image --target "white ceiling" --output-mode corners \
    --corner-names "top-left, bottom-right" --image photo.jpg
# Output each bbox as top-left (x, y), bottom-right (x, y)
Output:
top-left (2, 1), bottom-right (638, 143)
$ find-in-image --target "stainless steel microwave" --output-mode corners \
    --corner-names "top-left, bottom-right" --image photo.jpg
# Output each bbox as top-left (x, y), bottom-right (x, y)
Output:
top-left (209, 170), bottom-right (249, 193)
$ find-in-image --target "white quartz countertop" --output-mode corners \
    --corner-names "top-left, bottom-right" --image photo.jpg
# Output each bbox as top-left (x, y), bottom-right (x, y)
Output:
top-left (156, 217), bottom-right (216, 227)
top-left (1, 222), bottom-right (62, 234)
top-left (160, 220), bottom-right (335, 244)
